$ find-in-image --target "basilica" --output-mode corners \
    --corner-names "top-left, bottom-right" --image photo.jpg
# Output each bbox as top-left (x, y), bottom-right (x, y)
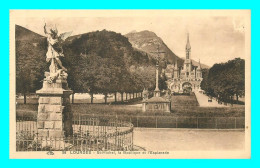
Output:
top-left (165, 34), bottom-right (203, 93)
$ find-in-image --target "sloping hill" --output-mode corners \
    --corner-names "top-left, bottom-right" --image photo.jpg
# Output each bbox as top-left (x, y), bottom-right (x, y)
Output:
top-left (64, 29), bottom-right (153, 67)
top-left (125, 30), bottom-right (209, 69)
top-left (125, 30), bottom-right (180, 64)
top-left (15, 25), bottom-right (45, 41)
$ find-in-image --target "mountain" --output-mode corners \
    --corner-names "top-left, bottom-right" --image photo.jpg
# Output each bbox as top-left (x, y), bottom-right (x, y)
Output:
top-left (15, 25), bottom-right (45, 41)
top-left (125, 30), bottom-right (209, 69)
top-left (191, 59), bottom-right (209, 69)
top-left (125, 30), bottom-right (179, 63)
top-left (15, 25), bottom-right (152, 70)
top-left (63, 29), bottom-right (153, 67)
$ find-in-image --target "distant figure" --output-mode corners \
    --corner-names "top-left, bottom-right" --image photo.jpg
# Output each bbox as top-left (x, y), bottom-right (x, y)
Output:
top-left (165, 89), bottom-right (171, 101)
top-left (142, 88), bottom-right (149, 101)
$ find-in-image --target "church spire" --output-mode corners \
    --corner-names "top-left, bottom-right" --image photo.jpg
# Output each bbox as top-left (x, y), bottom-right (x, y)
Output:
top-left (198, 59), bottom-right (201, 70)
top-left (186, 33), bottom-right (191, 51)
top-left (174, 60), bottom-right (178, 70)
top-left (186, 33), bottom-right (191, 60)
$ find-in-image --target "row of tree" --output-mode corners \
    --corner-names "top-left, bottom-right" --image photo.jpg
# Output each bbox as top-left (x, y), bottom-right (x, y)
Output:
top-left (63, 30), bottom-right (159, 103)
top-left (16, 38), bottom-right (47, 104)
top-left (200, 58), bottom-right (245, 104)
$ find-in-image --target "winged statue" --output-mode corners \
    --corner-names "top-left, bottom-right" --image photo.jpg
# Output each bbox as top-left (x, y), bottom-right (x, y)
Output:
top-left (44, 23), bottom-right (72, 83)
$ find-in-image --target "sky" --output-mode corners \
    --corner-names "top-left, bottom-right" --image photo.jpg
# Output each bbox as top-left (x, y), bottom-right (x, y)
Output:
top-left (14, 13), bottom-right (247, 67)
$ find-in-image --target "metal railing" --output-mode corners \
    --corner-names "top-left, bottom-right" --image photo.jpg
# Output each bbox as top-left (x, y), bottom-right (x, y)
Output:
top-left (16, 112), bottom-right (244, 151)
top-left (76, 114), bottom-right (245, 129)
top-left (127, 116), bottom-right (245, 129)
top-left (16, 114), bottom-right (134, 151)
top-left (145, 116), bottom-right (243, 129)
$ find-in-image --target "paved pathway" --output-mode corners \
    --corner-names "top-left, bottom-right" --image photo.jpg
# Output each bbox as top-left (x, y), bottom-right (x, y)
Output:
top-left (194, 91), bottom-right (227, 107)
top-left (134, 128), bottom-right (245, 151)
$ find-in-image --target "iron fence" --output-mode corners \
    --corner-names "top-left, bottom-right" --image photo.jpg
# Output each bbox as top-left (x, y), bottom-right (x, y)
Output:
top-left (16, 114), bottom-right (134, 151)
top-left (16, 112), bottom-right (245, 151)
top-left (72, 114), bottom-right (245, 129)
top-left (130, 116), bottom-right (245, 129)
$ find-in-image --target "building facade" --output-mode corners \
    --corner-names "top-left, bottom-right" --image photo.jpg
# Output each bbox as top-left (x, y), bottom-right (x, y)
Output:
top-left (165, 34), bottom-right (203, 93)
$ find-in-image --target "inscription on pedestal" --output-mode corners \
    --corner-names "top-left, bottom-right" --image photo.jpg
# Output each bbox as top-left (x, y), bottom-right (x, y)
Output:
top-left (146, 103), bottom-right (170, 112)
top-left (142, 97), bottom-right (171, 113)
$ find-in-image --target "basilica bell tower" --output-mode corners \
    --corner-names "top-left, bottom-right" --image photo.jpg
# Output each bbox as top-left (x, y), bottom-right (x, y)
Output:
top-left (184, 33), bottom-right (192, 76)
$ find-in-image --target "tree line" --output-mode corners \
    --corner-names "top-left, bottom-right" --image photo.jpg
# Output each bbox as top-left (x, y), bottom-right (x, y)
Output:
top-left (64, 30), bottom-right (161, 103)
top-left (200, 58), bottom-right (245, 104)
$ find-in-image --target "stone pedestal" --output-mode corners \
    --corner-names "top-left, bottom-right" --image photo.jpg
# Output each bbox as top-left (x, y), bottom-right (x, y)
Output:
top-left (36, 76), bottom-right (73, 139)
top-left (142, 97), bottom-right (171, 113)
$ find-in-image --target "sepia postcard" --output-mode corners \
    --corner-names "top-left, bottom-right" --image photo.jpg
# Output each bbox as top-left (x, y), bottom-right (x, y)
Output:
top-left (9, 10), bottom-right (251, 159)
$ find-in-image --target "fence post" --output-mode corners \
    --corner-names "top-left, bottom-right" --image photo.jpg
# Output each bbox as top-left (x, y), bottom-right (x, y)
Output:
top-left (156, 117), bottom-right (158, 128)
top-left (115, 115), bottom-right (118, 150)
top-left (216, 118), bottom-right (218, 129)
top-left (197, 117), bottom-right (199, 129)
top-left (92, 113), bottom-right (95, 136)
top-left (235, 117), bottom-right (237, 129)
top-left (131, 128), bottom-right (134, 150)
top-left (176, 118), bottom-right (178, 128)
top-left (137, 116), bottom-right (139, 128)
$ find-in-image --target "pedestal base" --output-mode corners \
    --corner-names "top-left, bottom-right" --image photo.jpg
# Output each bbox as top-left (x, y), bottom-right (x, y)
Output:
top-left (142, 96), bottom-right (171, 113)
top-left (36, 78), bottom-right (73, 139)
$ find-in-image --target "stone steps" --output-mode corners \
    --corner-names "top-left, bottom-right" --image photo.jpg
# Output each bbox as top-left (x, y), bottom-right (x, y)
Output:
top-left (171, 92), bottom-right (199, 107)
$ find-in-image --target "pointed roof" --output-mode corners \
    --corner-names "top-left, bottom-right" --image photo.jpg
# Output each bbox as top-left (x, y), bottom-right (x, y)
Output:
top-left (174, 60), bottom-right (178, 70)
top-left (197, 59), bottom-right (201, 70)
top-left (145, 96), bottom-right (170, 103)
top-left (186, 33), bottom-right (191, 50)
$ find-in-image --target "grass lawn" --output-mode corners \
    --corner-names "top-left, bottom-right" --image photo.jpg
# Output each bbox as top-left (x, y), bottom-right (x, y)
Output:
top-left (15, 96), bottom-right (245, 129)
top-left (16, 98), bottom-right (245, 118)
